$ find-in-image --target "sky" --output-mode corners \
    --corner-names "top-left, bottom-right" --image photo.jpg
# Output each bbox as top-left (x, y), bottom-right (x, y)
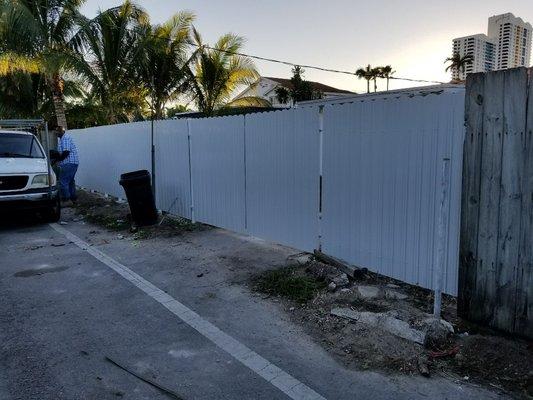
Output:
top-left (81, 0), bottom-right (533, 94)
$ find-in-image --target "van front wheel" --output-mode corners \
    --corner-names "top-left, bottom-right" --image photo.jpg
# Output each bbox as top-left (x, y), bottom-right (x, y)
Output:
top-left (44, 196), bottom-right (61, 223)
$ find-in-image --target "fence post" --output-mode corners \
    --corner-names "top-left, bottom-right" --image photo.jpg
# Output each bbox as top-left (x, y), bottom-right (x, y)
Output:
top-left (151, 117), bottom-right (156, 205)
top-left (433, 157), bottom-right (451, 318)
top-left (317, 105), bottom-right (324, 252)
top-left (187, 118), bottom-right (195, 223)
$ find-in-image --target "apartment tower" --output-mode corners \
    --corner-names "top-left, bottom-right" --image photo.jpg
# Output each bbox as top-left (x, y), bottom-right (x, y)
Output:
top-left (488, 13), bottom-right (532, 70)
top-left (451, 34), bottom-right (496, 80)
top-left (451, 13), bottom-right (532, 80)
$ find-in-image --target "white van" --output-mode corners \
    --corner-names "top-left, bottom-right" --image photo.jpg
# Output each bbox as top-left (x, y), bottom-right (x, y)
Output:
top-left (0, 130), bottom-right (60, 222)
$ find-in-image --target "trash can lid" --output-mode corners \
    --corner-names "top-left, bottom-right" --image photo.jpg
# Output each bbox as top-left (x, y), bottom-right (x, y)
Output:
top-left (120, 170), bottom-right (150, 180)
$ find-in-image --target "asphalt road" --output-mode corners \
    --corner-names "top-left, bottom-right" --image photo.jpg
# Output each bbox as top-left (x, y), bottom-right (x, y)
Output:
top-left (0, 212), bottom-right (504, 400)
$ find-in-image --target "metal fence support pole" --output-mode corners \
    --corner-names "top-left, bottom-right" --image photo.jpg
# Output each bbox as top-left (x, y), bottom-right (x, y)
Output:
top-left (187, 118), bottom-right (195, 223)
top-left (151, 117), bottom-right (156, 205)
top-left (317, 105), bottom-right (325, 252)
top-left (43, 121), bottom-right (53, 198)
top-left (433, 157), bottom-right (451, 318)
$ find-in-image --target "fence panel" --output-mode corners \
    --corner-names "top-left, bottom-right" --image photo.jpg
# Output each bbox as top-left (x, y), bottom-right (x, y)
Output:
top-left (154, 119), bottom-right (191, 218)
top-left (245, 108), bottom-right (320, 251)
top-left (69, 121), bottom-right (151, 199)
top-left (459, 68), bottom-right (532, 338)
top-left (189, 115), bottom-right (246, 233)
top-left (321, 93), bottom-right (464, 295)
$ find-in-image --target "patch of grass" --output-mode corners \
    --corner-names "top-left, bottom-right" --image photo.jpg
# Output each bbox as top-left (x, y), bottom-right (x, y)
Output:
top-left (84, 213), bottom-right (130, 231)
top-left (254, 266), bottom-right (326, 303)
top-left (160, 215), bottom-right (203, 232)
top-left (132, 229), bottom-right (150, 240)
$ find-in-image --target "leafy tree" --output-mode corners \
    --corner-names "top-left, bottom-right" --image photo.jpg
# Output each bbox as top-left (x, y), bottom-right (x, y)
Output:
top-left (274, 66), bottom-right (322, 105)
top-left (186, 29), bottom-right (259, 116)
top-left (274, 86), bottom-right (290, 105)
top-left (138, 11), bottom-right (194, 120)
top-left (445, 53), bottom-right (474, 78)
top-left (379, 65), bottom-right (395, 91)
top-left (0, 0), bottom-right (85, 128)
top-left (165, 104), bottom-right (189, 118)
top-left (0, 72), bottom-right (41, 118)
top-left (68, 1), bottom-right (149, 124)
top-left (370, 67), bottom-right (382, 92)
top-left (290, 66), bottom-right (322, 102)
top-left (355, 65), bottom-right (373, 93)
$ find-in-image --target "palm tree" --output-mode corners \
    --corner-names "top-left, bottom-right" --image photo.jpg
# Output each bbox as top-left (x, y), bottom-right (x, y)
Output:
top-left (355, 65), bottom-right (373, 94)
top-left (138, 11), bottom-right (194, 120)
top-left (68, 1), bottom-right (149, 124)
top-left (445, 53), bottom-right (474, 79)
top-left (275, 86), bottom-right (290, 104)
top-left (379, 65), bottom-right (395, 91)
top-left (187, 29), bottom-right (259, 116)
top-left (370, 67), bottom-right (382, 92)
top-left (0, 0), bottom-right (85, 128)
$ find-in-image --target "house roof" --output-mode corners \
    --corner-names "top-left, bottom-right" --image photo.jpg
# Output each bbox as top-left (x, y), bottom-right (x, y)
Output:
top-left (263, 77), bottom-right (354, 94)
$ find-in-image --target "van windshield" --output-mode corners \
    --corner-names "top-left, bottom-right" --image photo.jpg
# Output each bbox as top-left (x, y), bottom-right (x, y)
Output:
top-left (0, 134), bottom-right (44, 158)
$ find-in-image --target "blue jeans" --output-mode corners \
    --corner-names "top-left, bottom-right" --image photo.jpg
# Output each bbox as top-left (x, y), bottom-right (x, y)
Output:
top-left (59, 163), bottom-right (78, 201)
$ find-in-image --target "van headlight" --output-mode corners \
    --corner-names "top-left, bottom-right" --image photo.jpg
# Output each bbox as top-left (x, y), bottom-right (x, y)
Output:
top-left (31, 174), bottom-right (49, 188)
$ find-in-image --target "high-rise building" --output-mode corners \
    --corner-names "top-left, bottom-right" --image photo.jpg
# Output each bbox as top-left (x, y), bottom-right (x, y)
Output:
top-left (488, 13), bottom-right (532, 70)
top-left (451, 34), bottom-right (496, 80)
top-left (451, 13), bottom-right (532, 80)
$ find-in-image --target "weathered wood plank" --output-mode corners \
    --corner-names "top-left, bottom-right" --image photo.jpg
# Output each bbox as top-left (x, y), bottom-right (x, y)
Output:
top-left (458, 73), bottom-right (485, 317)
top-left (493, 68), bottom-right (528, 330)
top-left (515, 68), bottom-right (533, 336)
top-left (460, 68), bottom-right (532, 338)
top-left (474, 70), bottom-right (505, 323)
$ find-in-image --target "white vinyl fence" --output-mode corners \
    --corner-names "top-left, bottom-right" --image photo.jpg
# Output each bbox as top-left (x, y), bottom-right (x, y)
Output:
top-left (70, 87), bottom-right (465, 295)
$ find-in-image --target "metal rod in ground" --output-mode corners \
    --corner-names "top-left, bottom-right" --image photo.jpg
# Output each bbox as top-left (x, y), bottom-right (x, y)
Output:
top-left (433, 158), bottom-right (451, 318)
top-left (105, 356), bottom-right (185, 399)
top-left (44, 121), bottom-right (52, 198)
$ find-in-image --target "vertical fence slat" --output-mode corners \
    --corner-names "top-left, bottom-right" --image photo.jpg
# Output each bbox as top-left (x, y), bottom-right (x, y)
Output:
top-left (458, 73), bottom-right (485, 317)
top-left (154, 119), bottom-right (191, 218)
top-left (493, 69), bottom-right (528, 329)
top-left (515, 69), bottom-right (533, 336)
top-left (475, 71), bottom-right (505, 321)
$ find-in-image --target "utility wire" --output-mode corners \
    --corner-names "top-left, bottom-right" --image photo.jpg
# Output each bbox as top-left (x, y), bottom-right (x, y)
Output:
top-left (197, 44), bottom-right (448, 85)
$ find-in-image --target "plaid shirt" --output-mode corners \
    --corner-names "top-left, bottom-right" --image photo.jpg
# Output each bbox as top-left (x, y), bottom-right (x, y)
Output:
top-left (57, 133), bottom-right (79, 165)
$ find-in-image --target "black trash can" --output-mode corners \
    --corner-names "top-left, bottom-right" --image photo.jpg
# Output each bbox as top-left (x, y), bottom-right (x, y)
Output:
top-left (119, 170), bottom-right (158, 226)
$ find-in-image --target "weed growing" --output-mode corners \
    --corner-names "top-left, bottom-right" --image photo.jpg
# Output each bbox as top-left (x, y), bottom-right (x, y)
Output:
top-left (254, 266), bottom-right (326, 303)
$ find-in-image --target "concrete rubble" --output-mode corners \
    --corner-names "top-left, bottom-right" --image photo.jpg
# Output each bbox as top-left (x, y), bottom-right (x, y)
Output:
top-left (355, 285), bottom-right (380, 300)
top-left (331, 307), bottom-right (456, 348)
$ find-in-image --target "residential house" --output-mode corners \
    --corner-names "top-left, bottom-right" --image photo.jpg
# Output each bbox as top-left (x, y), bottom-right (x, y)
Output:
top-left (233, 76), bottom-right (355, 108)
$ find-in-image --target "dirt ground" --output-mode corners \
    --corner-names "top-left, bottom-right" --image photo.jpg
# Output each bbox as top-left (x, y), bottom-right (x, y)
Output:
top-left (252, 263), bottom-right (533, 399)
top-left (71, 190), bottom-right (532, 399)
top-left (72, 190), bottom-right (207, 240)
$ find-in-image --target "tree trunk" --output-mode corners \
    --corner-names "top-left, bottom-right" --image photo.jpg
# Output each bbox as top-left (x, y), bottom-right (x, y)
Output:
top-left (386, 77), bottom-right (389, 91)
top-left (49, 74), bottom-right (68, 129)
top-left (366, 79), bottom-right (370, 94)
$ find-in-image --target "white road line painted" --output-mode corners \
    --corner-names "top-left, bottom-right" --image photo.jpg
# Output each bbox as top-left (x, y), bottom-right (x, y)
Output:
top-left (50, 223), bottom-right (326, 400)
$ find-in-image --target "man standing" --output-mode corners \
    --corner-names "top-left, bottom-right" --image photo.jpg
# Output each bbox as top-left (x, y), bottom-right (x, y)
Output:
top-left (56, 126), bottom-right (79, 205)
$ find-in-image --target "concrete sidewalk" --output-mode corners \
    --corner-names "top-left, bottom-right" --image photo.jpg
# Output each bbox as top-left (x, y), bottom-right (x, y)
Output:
top-left (0, 212), bottom-right (504, 399)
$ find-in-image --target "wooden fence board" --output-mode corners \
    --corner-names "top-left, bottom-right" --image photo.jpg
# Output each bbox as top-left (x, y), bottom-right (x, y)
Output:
top-left (458, 73), bottom-right (485, 317)
top-left (515, 69), bottom-right (533, 336)
top-left (460, 67), bottom-right (533, 338)
top-left (493, 69), bottom-right (528, 329)
top-left (475, 71), bottom-right (505, 322)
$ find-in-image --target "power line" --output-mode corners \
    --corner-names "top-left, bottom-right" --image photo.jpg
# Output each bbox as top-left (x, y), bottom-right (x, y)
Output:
top-left (198, 44), bottom-right (448, 85)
